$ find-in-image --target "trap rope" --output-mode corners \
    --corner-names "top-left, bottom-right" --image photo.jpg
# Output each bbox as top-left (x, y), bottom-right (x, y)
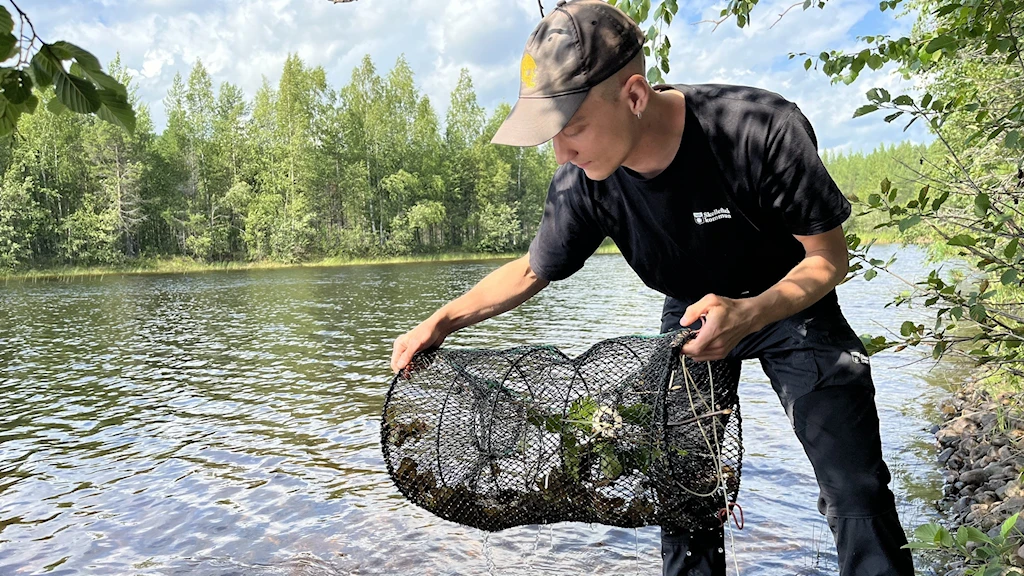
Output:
top-left (381, 329), bottom-right (743, 532)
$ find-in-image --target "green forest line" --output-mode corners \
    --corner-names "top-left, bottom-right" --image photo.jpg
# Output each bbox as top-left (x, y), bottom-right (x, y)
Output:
top-left (0, 49), bottom-right (934, 279)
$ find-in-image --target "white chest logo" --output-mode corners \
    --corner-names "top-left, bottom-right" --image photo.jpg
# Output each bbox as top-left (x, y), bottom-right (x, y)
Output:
top-left (693, 207), bottom-right (732, 225)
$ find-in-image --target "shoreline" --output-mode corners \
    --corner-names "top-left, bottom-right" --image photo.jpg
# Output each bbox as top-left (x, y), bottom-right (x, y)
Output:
top-left (0, 245), bottom-right (625, 283)
top-left (931, 382), bottom-right (1024, 573)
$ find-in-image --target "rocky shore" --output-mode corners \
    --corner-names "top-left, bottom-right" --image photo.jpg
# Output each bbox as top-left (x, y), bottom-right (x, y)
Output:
top-left (932, 385), bottom-right (1024, 570)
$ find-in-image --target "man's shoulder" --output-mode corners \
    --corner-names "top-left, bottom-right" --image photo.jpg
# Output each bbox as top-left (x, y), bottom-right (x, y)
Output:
top-left (673, 83), bottom-right (798, 116)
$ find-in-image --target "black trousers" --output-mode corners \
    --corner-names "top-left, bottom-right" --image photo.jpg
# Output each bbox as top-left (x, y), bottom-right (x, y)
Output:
top-left (658, 301), bottom-right (915, 576)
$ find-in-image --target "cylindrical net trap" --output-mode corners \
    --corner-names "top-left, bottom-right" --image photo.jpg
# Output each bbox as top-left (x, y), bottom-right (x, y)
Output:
top-left (381, 329), bottom-right (742, 532)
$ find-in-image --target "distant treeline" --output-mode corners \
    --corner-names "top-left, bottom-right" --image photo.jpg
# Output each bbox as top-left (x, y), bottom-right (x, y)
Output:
top-left (0, 53), bottom-right (557, 270)
top-left (822, 141), bottom-right (939, 236)
top-left (0, 50), bottom-right (935, 272)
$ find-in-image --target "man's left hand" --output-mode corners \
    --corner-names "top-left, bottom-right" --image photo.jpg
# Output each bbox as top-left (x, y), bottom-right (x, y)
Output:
top-left (678, 294), bottom-right (760, 361)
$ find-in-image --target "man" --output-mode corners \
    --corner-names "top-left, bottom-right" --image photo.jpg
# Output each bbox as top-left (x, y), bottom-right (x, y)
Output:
top-left (390, 1), bottom-right (915, 574)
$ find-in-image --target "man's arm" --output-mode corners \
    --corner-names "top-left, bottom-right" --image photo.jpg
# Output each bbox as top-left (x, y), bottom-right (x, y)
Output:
top-left (678, 225), bottom-right (849, 361)
top-left (390, 254), bottom-right (550, 373)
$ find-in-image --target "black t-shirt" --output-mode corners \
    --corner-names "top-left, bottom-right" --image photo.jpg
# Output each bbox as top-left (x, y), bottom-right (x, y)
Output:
top-left (528, 83), bottom-right (850, 313)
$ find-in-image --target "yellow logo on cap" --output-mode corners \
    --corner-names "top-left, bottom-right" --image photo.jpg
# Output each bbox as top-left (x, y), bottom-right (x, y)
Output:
top-left (521, 53), bottom-right (537, 88)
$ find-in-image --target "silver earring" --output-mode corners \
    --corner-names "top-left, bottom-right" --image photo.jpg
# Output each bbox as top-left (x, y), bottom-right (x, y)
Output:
top-left (637, 112), bottom-right (642, 120)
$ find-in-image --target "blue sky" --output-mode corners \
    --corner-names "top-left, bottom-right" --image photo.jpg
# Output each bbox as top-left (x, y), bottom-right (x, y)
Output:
top-left (29, 0), bottom-right (932, 154)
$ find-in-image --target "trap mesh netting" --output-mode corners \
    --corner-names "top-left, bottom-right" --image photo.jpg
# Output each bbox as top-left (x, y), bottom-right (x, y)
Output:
top-left (381, 329), bottom-right (742, 533)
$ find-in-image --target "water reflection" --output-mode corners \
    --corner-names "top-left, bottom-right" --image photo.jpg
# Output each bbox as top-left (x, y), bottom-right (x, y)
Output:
top-left (1, 247), bottom-right (948, 574)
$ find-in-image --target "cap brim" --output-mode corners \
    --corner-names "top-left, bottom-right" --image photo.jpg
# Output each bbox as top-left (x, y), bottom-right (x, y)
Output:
top-left (490, 91), bottom-right (589, 147)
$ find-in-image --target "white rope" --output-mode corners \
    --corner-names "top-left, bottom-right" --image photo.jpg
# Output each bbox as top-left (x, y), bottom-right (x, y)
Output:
top-left (674, 352), bottom-right (741, 575)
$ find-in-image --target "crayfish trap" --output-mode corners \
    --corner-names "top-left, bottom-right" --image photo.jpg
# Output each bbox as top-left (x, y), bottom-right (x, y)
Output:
top-left (381, 330), bottom-right (742, 532)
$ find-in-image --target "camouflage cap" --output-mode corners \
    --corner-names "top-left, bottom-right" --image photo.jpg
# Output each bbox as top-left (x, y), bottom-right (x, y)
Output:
top-left (490, 0), bottom-right (644, 147)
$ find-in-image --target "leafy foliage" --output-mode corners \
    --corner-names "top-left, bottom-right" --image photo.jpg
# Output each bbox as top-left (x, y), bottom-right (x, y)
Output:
top-left (1, 3), bottom-right (134, 136)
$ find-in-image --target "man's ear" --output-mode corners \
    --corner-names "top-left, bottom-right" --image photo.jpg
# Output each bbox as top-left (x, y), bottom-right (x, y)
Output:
top-left (623, 74), bottom-right (649, 115)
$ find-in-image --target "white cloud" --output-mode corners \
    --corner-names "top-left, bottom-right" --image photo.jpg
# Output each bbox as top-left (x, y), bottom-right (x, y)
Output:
top-left (29, 0), bottom-right (930, 152)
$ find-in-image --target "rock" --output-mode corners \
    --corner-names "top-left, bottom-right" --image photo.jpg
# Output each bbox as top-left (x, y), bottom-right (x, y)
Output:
top-left (938, 447), bottom-right (956, 464)
top-left (959, 485), bottom-right (975, 497)
top-left (992, 437), bottom-right (1010, 447)
top-left (955, 496), bottom-right (973, 513)
top-left (997, 479), bottom-right (1017, 499)
top-left (949, 455), bottom-right (964, 469)
top-left (970, 444), bottom-right (991, 461)
top-left (948, 416), bottom-right (979, 435)
top-left (955, 481), bottom-right (966, 491)
top-left (999, 445), bottom-right (1014, 460)
top-left (959, 468), bottom-right (990, 485)
top-left (937, 428), bottom-right (963, 446)
top-left (978, 412), bottom-right (998, 429)
top-left (977, 490), bottom-right (999, 504)
top-left (940, 402), bottom-right (958, 416)
top-left (983, 479), bottom-right (1004, 493)
top-left (981, 514), bottom-right (998, 530)
top-left (1013, 545), bottom-right (1024, 568)
top-left (991, 497), bottom-right (1024, 518)
top-left (930, 424), bottom-right (941, 434)
top-left (1006, 482), bottom-right (1024, 499)
top-left (984, 461), bottom-right (1003, 474)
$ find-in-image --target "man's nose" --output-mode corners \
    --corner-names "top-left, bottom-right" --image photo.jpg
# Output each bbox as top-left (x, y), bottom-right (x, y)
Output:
top-left (552, 134), bottom-right (575, 165)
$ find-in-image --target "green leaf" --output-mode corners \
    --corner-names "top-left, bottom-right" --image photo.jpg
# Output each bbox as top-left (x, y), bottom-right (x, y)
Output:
top-left (974, 193), bottom-right (990, 217)
top-left (599, 444), bottom-right (624, 480)
top-left (899, 214), bottom-right (921, 231)
top-left (14, 93), bottom-right (37, 114)
top-left (1005, 238), bottom-right (1018, 259)
top-left (853, 104), bottom-right (878, 118)
top-left (805, 58), bottom-right (813, 70)
top-left (914, 523), bottom-right (944, 543)
top-left (55, 70), bottom-right (100, 114)
top-left (865, 269), bottom-right (878, 281)
top-left (969, 304), bottom-right (987, 322)
top-left (1002, 269), bottom-right (1018, 286)
top-left (50, 41), bottom-right (101, 71)
top-left (0, 97), bottom-right (13, 137)
top-left (960, 525), bottom-right (994, 544)
top-left (925, 34), bottom-right (957, 53)
top-left (893, 94), bottom-right (914, 106)
top-left (947, 234), bottom-right (976, 247)
top-left (1001, 512), bottom-right (1020, 539)
top-left (70, 62), bottom-right (128, 97)
top-left (0, 7), bottom-right (12, 36)
top-left (900, 321), bottom-right (917, 336)
top-left (932, 340), bottom-right (947, 359)
top-left (0, 69), bottom-right (31, 105)
top-left (30, 48), bottom-right (62, 87)
top-left (902, 541), bottom-right (939, 549)
top-left (867, 54), bottom-right (884, 69)
top-left (46, 95), bottom-right (68, 116)
top-left (95, 89), bottom-right (136, 132)
top-left (0, 32), bottom-right (15, 62)
top-left (932, 190), bottom-right (949, 211)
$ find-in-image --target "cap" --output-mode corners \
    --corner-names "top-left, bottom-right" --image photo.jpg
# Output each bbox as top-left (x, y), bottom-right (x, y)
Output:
top-left (490, 0), bottom-right (644, 147)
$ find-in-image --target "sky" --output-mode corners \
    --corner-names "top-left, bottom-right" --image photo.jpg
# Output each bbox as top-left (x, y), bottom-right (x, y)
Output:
top-left (28, 0), bottom-right (932, 154)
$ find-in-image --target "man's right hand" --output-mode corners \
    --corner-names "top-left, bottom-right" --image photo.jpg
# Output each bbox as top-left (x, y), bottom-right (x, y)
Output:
top-left (388, 254), bottom-right (549, 375)
top-left (390, 319), bottom-right (449, 374)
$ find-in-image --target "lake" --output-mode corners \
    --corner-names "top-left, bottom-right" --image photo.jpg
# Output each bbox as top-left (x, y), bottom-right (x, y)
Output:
top-left (0, 246), bottom-right (952, 575)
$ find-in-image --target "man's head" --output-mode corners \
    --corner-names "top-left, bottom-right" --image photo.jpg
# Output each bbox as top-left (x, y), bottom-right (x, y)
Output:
top-left (491, 0), bottom-right (648, 179)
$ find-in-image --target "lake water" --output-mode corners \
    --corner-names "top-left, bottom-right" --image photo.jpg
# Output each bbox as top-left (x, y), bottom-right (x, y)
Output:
top-left (0, 246), bottom-right (953, 575)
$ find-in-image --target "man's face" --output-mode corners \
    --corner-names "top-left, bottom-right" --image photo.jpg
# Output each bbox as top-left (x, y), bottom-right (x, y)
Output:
top-left (550, 88), bottom-right (634, 181)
